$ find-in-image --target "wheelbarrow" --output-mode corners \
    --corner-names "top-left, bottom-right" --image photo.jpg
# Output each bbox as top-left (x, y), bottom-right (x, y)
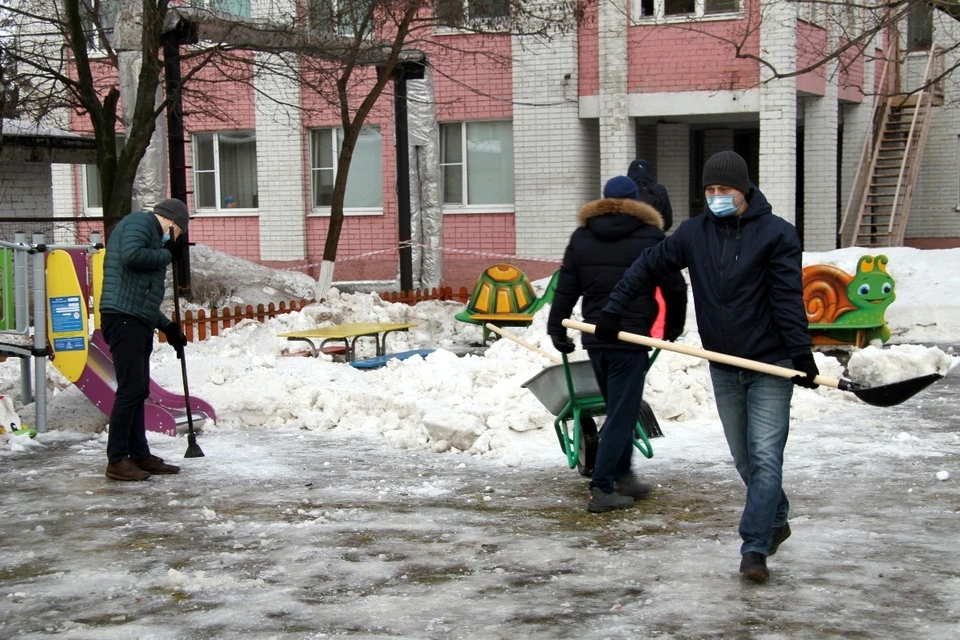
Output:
top-left (521, 352), bottom-right (662, 477)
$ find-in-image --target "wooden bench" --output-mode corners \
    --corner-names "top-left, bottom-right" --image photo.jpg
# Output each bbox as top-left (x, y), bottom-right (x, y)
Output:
top-left (803, 254), bottom-right (895, 348)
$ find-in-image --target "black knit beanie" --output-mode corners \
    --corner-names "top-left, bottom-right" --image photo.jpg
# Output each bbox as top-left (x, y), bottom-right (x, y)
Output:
top-left (702, 151), bottom-right (751, 193)
top-left (154, 198), bottom-right (189, 232)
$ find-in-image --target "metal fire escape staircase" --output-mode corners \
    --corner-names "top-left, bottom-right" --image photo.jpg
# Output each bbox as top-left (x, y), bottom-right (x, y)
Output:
top-left (840, 48), bottom-right (944, 248)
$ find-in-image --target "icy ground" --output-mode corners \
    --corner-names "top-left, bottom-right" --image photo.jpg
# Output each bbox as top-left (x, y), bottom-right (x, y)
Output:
top-left (1, 370), bottom-right (957, 639)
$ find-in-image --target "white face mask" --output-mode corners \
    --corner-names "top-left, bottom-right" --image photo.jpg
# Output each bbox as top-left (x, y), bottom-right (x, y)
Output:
top-left (706, 194), bottom-right (738, 217)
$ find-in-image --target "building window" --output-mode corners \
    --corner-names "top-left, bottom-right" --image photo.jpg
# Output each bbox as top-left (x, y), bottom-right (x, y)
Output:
top-left (435, 0), bottom-right (510, 26)
top-left (192, 132), bottom-right (259, 211)
top-left (440, 121), bottom-right (514, 209)
top-left (309, 126), bottom-right (383, 211)
top-left (80, 0), bottom-right (119, 50)
top-left (190, 0), bottom-right (252, 18)
top-left (907, 3), bottom-right (933, 50)
top-left (83, 135), bottom-right (126, 211)
top-left (307, 0), bottom-right (375, 36)
top-left (635, 0), bottom-right (739, 21)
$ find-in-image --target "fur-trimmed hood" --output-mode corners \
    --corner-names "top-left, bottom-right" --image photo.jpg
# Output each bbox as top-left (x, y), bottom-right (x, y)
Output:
top-left (578, 198), bottom-right (664, 229)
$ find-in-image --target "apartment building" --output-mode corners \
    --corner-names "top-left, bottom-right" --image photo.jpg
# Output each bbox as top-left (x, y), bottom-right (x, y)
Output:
top-left (47, 0), bottom-right (960, 288)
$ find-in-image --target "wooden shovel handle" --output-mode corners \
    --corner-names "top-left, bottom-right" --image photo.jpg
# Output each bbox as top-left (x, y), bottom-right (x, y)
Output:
top-left (484, 323), bottom-right (562, 364)
top-left (562, 319), bottom-right (840, 389)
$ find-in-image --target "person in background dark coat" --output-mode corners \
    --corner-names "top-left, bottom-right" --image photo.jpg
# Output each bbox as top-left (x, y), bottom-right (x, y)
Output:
top-left (596, 151), bottom-right (820, 583)
top-left (628, 158), bottom-right (673, 231)
top-left (99, 199), bottom-right (190, 481)
top-left (548, 176), bottom-right (687, 514)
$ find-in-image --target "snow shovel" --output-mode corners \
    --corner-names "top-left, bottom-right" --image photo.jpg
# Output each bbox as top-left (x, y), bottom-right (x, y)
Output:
top-left (170, 256), bottom-right (205, 458)
top-left (487, 323), bottom-right (664, 438)
top-left (562, 319), bottom-right (943, 408)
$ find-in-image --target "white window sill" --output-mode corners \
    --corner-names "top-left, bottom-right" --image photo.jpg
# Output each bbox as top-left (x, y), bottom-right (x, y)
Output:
top-left (442, 205), bottom-right (515, 215)
top-left (193, 208), bottom-right (260, 217)
top-left (309, 207), bottom-right (384, 217)
top-left (632, 12), bottom-right (743, 25)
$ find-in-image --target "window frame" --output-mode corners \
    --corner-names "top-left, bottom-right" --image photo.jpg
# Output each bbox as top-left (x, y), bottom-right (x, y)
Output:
top-left (433, 0), bottom-right (511, 34)
top-left (440, 120), bottom-right (516, 215)
top-left (308, 125), bottom-right (384, 217)
top-left (190, 131), bottom-right (260, 217)
top-left (82, 134), bottom-right (126, 214)
top-left (632, 0), bottom-right (742, 23)
top-left (306, 0), bottom-right (376, 38)
top-left (189, 0), bottom-right (252, 19)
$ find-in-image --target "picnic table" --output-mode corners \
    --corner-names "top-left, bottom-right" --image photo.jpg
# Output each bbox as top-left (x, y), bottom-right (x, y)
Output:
top-left (278, 322), bottom-right (415, 360)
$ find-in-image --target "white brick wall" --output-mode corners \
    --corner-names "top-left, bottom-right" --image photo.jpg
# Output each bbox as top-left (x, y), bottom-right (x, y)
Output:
top-left (0, 162), bottom-right (53, 218)
top-left (598, 0), bottom-right (634, 183)
top-left (254, 52), bottom-right (307, 261)
top-left (51, 164), bottom-right (77, 244)
top-left (513, 4), bottom-right (598, 260)
top-left (907, 13), bottom-right (960, 240)
top-left (759, 0), bottom-right (797, 224)
top-left (803, 19), bottom-right (839, 252)
top-left (658, 123), bottom-right (690, 222)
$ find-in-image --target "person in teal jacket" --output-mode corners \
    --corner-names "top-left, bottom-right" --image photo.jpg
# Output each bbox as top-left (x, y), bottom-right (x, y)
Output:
top-left (100, 199), bottom-right (189, 481)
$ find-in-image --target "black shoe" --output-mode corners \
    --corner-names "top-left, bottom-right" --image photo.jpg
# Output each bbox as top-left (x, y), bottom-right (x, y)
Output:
top-left (739, 552), bottom-right (769, 584)
top-left (769, 522), bottom-right (791, 556)
top-left (587, 487), bottom-right (635, 513)
top-left (614, 474), bottom-right (653, 500)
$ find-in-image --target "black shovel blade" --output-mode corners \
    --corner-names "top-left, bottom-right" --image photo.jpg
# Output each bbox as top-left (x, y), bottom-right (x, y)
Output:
top-left (840, 373), bottom-right (944, 407)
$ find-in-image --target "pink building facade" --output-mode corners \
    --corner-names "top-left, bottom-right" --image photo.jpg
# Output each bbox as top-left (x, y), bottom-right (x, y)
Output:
top-left (52, 0), bottom-right (960, 291)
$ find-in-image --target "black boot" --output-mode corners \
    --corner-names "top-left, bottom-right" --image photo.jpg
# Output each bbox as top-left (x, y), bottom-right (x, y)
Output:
top-left (739, 552), bottom-right (769, 584)
top-left (769, 522), bottom-right (791, 556)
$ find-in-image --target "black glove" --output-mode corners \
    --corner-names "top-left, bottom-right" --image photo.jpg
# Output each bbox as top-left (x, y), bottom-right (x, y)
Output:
top-left (664, 314), bottom-right (684, 342)
top-left (791, 352), bottom-right (820, 389)
top-left (162, 321), bottom-right (187, 357)
top-left (164, 237), bottom-right (184, 263)
top-left (551, 334), bottom-right (576, 354)
top-left (594, 311), bottom-right (623, 344)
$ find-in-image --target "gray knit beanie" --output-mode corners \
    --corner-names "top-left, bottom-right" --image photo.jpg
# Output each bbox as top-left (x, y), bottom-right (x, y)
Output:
top-left (154, 198), bottom-right (189, 232)
top-left (702, 151), bottom-right (751, 194)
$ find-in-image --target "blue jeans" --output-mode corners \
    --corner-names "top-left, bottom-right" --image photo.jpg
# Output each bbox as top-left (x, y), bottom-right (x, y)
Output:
top-left (709, 363), bottom-right (793, 556)
top-left (587, 349), bottom-right (649, 493)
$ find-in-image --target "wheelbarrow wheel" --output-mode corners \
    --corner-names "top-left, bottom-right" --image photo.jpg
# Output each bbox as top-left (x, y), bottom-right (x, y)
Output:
top-left (638, 400), bottom-right (663, 439)
top-left (577, 416), bottom-right (599, 477)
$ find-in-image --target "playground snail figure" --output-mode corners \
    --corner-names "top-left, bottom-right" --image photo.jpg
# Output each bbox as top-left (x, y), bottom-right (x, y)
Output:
top-left (802, 254), bottom-right (896, 344)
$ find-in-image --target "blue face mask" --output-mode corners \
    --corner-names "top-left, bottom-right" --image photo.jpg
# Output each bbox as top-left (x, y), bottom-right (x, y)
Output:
top-left (706, 194), bottom-right (738, 217)
top-left (162, 232), bottom-right (171, 243)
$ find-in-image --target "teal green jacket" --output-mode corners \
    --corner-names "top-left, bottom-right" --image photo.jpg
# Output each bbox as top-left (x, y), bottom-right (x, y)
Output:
top-left (99, 211), bottom-right (174, 329)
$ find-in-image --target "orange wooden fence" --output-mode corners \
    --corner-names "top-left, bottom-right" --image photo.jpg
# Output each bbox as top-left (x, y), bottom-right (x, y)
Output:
top-left (162, 286), bottom-right (472, 344)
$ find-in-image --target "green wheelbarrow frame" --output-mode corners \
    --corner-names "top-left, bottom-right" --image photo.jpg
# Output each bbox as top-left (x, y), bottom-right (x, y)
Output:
top-left (522, 350), bottom-right (660, 475)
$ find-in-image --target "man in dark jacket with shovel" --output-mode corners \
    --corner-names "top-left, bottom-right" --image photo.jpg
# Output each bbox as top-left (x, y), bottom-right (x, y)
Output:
top-left (548, 176), bottom-right (688, 514)
top-left (100, 199), bottom-right (189, 481)
top-left (596, 151), bottom-right (820, 583)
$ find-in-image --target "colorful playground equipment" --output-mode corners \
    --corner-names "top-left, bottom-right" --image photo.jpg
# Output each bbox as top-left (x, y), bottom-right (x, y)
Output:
top-left (802, 254), bottom-right (896, 348)
top-left (0, 231), bottom-right (216, 434)
top-left (455, 264), bottom-right (559, 341)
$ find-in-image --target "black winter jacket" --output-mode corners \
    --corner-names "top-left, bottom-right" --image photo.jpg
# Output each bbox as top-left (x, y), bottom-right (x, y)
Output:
top-left (547, 198), bottom-right (688, 351)
top-left (99, 211), bottom-right (174, 329)
top-left (628, 159), bottom-right (673, 231)
top-left (604, 186), bottom-right (811, 367)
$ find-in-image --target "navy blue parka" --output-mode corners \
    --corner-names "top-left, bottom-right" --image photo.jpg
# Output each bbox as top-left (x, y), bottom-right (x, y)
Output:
top-left (604, 186), bottom-right (811, 366)
top-left (548, 197), bottom-right (688, 351)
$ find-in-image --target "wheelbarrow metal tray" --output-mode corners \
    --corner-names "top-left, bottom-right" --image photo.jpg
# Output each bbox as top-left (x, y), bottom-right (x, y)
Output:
top-left (521, 360), bottom-right (601, 416)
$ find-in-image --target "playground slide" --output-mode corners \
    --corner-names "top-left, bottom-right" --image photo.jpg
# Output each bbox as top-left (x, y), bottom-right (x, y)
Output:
top-left (74, 330), bottom-right (217, 437)
top-left (47, 248), bottom-right (216, 436)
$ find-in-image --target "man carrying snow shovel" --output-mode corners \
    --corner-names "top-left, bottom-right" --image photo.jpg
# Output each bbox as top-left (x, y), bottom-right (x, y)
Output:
top-left (595, 151), bottom-right (820, 584)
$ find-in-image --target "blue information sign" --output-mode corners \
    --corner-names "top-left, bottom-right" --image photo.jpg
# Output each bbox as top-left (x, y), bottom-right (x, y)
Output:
top-left (49, 296), bottom-right (84, 334)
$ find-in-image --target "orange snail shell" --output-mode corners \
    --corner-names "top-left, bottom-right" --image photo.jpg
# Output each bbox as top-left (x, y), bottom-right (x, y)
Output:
top-left (801, 264), bottom-right (855, 324)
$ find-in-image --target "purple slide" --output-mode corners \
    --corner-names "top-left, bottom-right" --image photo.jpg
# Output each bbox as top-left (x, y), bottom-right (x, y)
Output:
top-left (73, 330), bottom-right (217, 437)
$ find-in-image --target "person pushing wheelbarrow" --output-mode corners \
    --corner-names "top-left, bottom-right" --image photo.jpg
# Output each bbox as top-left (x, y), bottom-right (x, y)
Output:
top-left (547, 175), bottom-right (687, 515)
